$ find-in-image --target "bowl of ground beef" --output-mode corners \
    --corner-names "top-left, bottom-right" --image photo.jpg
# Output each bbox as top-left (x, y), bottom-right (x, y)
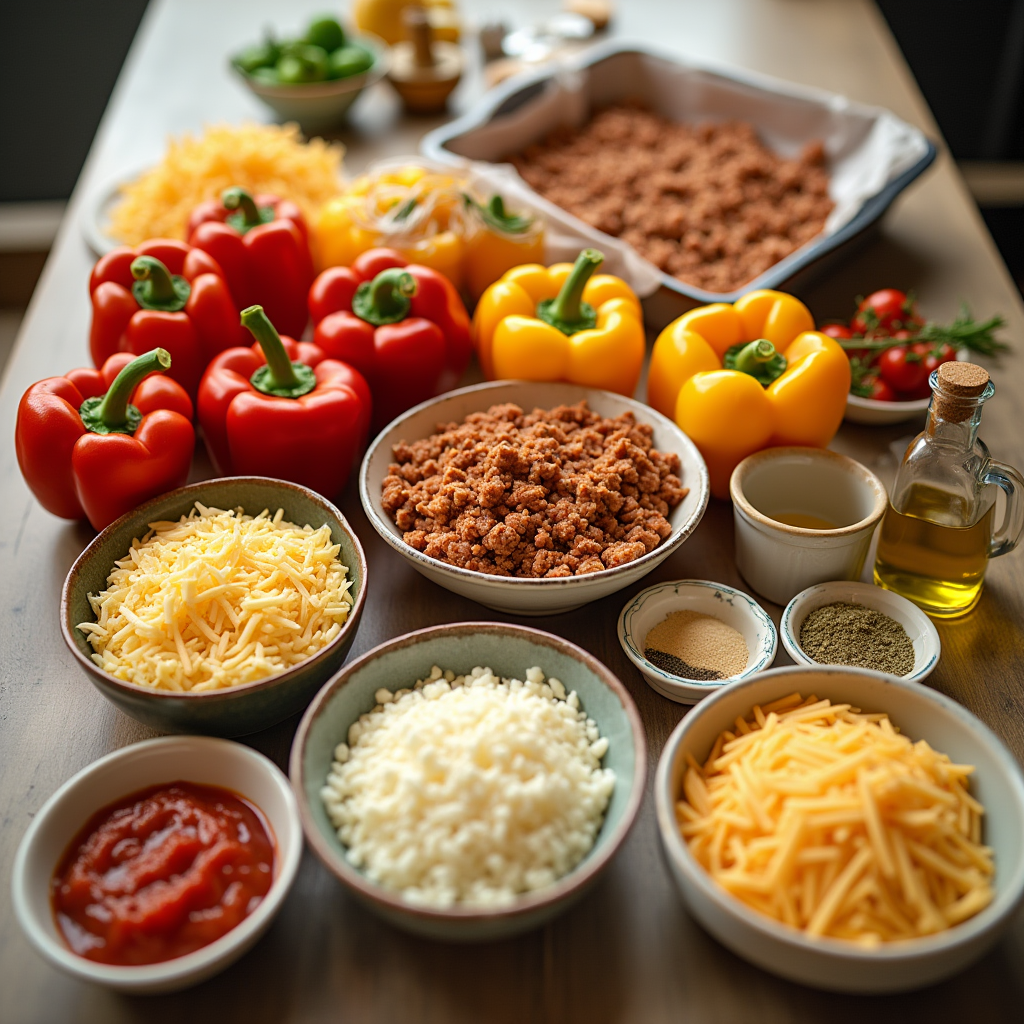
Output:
top-left (359, 381), bottom-right (710, 615)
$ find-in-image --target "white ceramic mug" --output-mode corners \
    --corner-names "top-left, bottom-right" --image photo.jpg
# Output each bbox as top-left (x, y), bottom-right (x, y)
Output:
top-left (730, 447), bottom-right (888, 605)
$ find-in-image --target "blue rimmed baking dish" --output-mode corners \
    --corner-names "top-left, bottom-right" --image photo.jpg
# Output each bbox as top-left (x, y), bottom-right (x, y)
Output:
top-left (423, 41), bottom-right (936, 323)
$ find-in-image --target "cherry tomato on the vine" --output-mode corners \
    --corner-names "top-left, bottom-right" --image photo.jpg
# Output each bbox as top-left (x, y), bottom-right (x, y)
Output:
top-left (860, 375), bottom-right (897, 402)
top-left (820, 322), bottom-right (853, 340)
top-left (877, 344), bottom-right (929, 393)
top-left (851, 289), bottom-right (923, 336)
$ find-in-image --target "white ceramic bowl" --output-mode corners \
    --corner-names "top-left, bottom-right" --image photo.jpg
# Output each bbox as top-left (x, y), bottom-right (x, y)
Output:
top-left (234, 35), bottom-right (389, 132)
top-left (781, 579), bottom-right (941, 682)
top-left (845, 392), bottom-right (930, 425)
top-left (617, 580), bottom-right (777, 704)
top-left (359, 381), bottom-right (710, 615)
top-left (844, 350), bottom-right (967, 425)
top-left (730, 447), bottom-right (888, 606)
top-left (655, 665), bottom-right (1024, 993)
top-left (11, 736), bottom-right (302, 994)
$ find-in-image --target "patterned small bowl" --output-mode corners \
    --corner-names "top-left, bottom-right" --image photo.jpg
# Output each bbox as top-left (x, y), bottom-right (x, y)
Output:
top-left (780, 580), bottom-right (941, 682)
top-left (617, 580), bottom-right (778, 704)
top-left (61, 477), bottom-right (367, 737)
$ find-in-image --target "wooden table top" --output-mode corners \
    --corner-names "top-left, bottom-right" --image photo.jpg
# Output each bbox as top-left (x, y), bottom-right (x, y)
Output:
top-left (2, 1), bottom-right (1023, 1020)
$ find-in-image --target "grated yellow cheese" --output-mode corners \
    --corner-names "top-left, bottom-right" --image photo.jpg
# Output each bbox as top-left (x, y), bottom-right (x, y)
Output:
top-left (108, 122), bottom-right (344, 245)
top-left (676, 694), bottom-right (994, 946)
top-left (79, 503), bottom-right (352, 692)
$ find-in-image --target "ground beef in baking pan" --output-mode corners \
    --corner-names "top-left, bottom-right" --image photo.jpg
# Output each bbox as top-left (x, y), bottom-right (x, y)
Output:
top-left (381, 401), bottom-right (689, 578)
top-left (510, 104), bottom-right (834, 294)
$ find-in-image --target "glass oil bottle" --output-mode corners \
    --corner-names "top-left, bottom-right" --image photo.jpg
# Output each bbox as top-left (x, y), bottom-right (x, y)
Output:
top-left (874, 361), bottom-right (1024, 617)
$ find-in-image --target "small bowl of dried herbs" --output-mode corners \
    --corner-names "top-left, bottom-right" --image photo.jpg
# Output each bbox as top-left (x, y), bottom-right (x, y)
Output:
top-left (618, 580), bottom-right (778, 704)
top-left (781, 581), bottom-right (940, 682)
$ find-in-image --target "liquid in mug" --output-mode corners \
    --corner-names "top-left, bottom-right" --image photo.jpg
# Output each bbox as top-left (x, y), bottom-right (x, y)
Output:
top-left (769, 511), bottom-right (838, 530)
top-left (874, 482), bottom-right (995, 617)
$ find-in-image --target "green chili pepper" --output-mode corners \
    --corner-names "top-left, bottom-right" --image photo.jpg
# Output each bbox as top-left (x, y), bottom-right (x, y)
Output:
top-left (329, 44), bottom-right (374, 79)
top-left (305, 15), bottom-right (346, 53)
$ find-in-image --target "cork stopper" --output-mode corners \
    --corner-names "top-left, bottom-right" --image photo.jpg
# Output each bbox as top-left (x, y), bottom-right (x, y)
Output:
top-left (934, 361), bottom-right (990, 422)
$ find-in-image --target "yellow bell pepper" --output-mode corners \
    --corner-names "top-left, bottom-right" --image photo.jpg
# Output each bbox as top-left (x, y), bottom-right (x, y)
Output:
top-left (473, 249), bottom-right (645, 396)
top-left (353, 0), bottom-right (460, 46)
top-left (648, 290), bottom-right (851, 498)
top-left (463, 194), bottom-right (545, 301)
top-left (312, 166), bottom-right (465, 287)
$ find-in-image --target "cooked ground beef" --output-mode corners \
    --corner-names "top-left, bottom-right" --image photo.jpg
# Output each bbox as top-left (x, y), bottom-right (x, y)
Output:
top-left (510, 104), bottom-right (834, 294)
top-left (381, 401), bottom-right (688, 578)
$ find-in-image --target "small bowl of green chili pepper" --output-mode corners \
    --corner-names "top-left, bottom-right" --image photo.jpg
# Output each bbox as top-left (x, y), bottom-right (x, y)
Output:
top-left (231, 15), bottom-right (388, 131)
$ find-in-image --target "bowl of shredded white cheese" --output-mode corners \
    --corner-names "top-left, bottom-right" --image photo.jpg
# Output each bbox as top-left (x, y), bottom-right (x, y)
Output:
top-left (291, 621), bottom-right (646, 941)
top-left (61, 477), bottom-right (367, 737)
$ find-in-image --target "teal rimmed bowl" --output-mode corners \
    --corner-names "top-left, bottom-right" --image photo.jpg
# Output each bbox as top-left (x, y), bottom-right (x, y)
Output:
top-left (291, 622), bottom-right (646, 942)
top-left (61, 477), bottom-right (367, 738)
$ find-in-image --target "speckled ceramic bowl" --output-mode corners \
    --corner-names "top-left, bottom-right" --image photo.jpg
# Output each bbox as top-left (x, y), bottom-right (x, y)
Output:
top-left (359, 380), bottom-right (710, 615)
top-left (291, 622), bottom-right (646, 941)
top-left (655, 666), bottom-right (1024, 992)
top-left (617, 580), bottom-right (777, 704)
top-left (61, 477), bottom-right (367, 737)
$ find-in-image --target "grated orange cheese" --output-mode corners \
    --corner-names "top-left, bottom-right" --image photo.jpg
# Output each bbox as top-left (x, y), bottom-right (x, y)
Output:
top-left (677, 694), bottom-right (994, 946)
top-left (79, 503), bottom-right (352, 692)
top-left (108, 122), bottom-right (344, 245)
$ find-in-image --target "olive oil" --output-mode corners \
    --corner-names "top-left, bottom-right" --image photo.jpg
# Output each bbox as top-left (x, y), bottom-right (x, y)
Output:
top-left (769, 511), bottom-right (838, 530)
top-left (874, 483), bottom-right (995, 617)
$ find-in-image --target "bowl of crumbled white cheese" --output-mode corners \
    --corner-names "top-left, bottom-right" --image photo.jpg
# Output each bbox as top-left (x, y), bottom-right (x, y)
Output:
top-left (290, 621), bottom-right (646, 941)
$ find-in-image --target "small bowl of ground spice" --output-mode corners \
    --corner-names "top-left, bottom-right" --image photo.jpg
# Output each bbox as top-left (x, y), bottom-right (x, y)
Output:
top-left (618, 580), bottom-right (778, 704)
top-left (781, 581), bottom-right (941, 682)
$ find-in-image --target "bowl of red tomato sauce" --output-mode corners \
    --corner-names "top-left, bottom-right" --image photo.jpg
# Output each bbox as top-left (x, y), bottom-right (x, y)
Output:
top-left (11, 735), bottom-right (302, 993)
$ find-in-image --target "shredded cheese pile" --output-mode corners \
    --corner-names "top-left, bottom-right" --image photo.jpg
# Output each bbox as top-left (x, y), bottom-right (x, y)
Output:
top-left (321, 665), bottom-right (615, 908)
top-left (79, 503), bottom-right (352, 692)
top-left (677, 693), bottom-right (994, 946)
top-left (108, 122), bottom-right (344, 244)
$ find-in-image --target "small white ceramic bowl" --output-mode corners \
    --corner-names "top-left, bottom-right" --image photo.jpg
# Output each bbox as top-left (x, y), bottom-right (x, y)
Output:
top-left (359, 381), bottom-right (710, 615)
top-left (655, 665), bottom-right (1024, 993)
top-left (617, 580), bottom-right (777, 704)
top-left (781, 580), bottom-right (941, 682)
top-left (845, 392), bottom-right (930, 425)
top-left (731, 447), bottom-right (888, 606)
top-left (11, 736), bottom-right (302, 994)
top-left (234, 35), bottom-right (389, 132)
top-left (844, 351), bottom-right (967, 425)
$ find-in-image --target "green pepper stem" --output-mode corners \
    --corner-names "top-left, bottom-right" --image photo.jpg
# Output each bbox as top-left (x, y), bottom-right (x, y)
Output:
top-left (222, 187), bottom-right (261, 229)
top-left (733, 339), bottom-right (778, 373)
top-left (352, 268), bottom-right (416, 327)
top-left (724, 338), bottom-right (789, 387)
top-left (548, 249), bottom-right (603, 325)
top-left (86, 348), bottom-right (171, 433)
top-left (241, 305), bottom-right (300, 388)
top-left (130, 256), bottom-right (190, 312)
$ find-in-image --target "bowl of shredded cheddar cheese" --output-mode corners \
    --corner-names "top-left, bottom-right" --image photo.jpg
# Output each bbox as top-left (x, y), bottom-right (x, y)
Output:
top-left (654, 665), bottom-right (1024, 993)
top-left (61, 477), bottom-right (367, 737)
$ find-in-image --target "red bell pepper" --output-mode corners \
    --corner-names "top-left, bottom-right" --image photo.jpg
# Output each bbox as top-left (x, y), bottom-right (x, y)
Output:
top-left (89, 239), bottom-right (245, 400)
top-left (197, 306), bottom-right (372, 498)
top-left (187, 188), bottom-right (314, 340)
top-left (308, 248), bottom-right (472, 428)
top-left (16, 349), bottom-right (195, 530)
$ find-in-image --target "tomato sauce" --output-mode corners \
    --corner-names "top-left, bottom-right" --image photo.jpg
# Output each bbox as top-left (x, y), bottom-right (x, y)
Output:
top-left (51, 781), bottom-right (274, 966)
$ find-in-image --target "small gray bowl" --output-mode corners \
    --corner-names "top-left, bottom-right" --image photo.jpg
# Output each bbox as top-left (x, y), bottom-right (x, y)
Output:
top-left (291, 622), bottom-right (646, 942)
top-left (61, 477), bottom-right (367, 738)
